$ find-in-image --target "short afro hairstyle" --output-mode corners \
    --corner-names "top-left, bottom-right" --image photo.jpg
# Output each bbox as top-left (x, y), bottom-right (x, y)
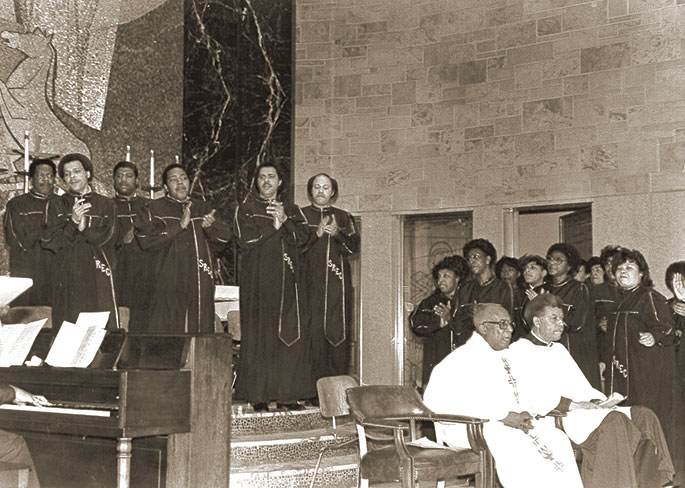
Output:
top-left (162, 164), bottom-right (187, 185)
top-left (665, 261), bottom-right (685, 295)
top-left (519, 254), bottom-right (547, 271)
top-left (546, 242), bottom-right (581, 274)
top-left (463, 238), bottom-right (497, 265)
top-left (495, 256), bottom-right (520, 279)
top-left (432, 255), bottom-right (469, 283)
top-left (612, 248), bottom-right (653, 288)
top-left (29, 158), bottom-right (56, 177)
top-left (113, 161), bottom-right (139, 178)
top-left (523, 293), bottom-right (564, 328)
top-left (59, 153), bottom-right (93, 181)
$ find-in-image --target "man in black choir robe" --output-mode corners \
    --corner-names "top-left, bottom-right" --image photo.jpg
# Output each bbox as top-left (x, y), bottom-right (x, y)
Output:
top-left (456, 238), bottom-right (516, 342)
top-left (111, 161), bottom-right (159, 331)
top-left (301, 173), bottom-right (359, 381)
top-left (591, 245), bottom-right (622, 377)
top-left (409, 255), bottom-right (469, 388)
top-left (545, 243), bottom-right (600, 390)
top-left (3, 158), bottom-right (56, 306)
top-left (42, 154), bottom-right (120, 331)
top-left (233, 164), bottom-right (314, 412)
top-left (136, 164), bottom-right (229, 334)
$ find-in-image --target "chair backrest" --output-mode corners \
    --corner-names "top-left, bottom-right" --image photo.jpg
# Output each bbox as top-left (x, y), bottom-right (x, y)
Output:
top-left (0, 306), bottom-right (52, 329)
top-left (317, 375), bottom-right (359, 419)
top-left (346, 385), bottom-right (431, 425)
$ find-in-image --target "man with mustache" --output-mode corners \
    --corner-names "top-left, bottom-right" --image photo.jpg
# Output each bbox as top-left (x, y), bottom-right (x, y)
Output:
top-left (136, 164), bottom-right (230, 333)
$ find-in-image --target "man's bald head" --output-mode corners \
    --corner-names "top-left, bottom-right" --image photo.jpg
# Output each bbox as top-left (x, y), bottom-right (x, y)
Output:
top-left (473, 303), bottom-right (513, 351)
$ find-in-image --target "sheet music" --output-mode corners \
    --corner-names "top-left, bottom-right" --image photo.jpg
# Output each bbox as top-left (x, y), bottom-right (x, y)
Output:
top-left (0, 276), bottom-right (33, 307)
top-left (45, 312), bottom-right (109, 368)
top-left (0, 319), bottom-right (46, 367)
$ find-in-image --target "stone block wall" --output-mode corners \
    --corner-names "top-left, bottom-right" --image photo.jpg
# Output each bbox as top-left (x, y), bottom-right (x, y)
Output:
top-left (294, 0), bottom-right (685, 383)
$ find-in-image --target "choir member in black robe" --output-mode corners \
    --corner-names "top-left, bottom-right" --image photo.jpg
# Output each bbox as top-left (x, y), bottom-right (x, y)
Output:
top-left (545, 243), bottom-right (600, 389)
top-left (233, 164), bottom-right (314, 412)
top-left (3, 158), bottom-right (56, 306)
top-left (409, 255), bottom-right (469, 387)
top-left (665, 260), bottom-right (685, 427)
top-left (456, 238), bottom-right (516, 342)
top-left (301, 173), bottom-right (359, 381)
top-left (42, 154), bottom-right (119, 330)
top-left (592, 246), bottom-right (622, 374)
top-left (606, 249), bottom-right (683, 482)
top-left (135, 164), bottom-right (230, 334)
top-left (0, 383), bottom-right (50, 488)
top-left (517, 254), bottom-right (548, 331)
top-left (111, 161), bottom-right (160, 331)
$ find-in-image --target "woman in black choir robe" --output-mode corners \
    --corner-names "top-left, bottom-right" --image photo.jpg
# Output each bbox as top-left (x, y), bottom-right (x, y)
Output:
top-left (42, 154), bottom-right (119, 331)
top-left (592, 246), bottom-right (622, 373)
top-left (3, 159), bottom-right (57, 306)
top-left (607, 249), bottom-right (683, 483)
top-left (233, 164), bottom-right (314, 412)
top-left (517, 254), bottom-right (548, 331)
top-left (135, 165), bottom-right (230, 334)
top-left (301, 174), bottom-right (359, 381)
top-left (545, 243), bottom-right (600, 389)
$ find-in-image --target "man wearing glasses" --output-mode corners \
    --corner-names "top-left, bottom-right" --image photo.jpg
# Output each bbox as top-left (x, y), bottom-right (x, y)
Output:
top-left (425, 303), bottom-right (583, 488)
top-left (509, 294), bottom-right (674, 488)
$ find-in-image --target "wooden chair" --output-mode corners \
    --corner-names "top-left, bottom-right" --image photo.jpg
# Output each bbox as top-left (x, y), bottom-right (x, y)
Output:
top-left (346, 385), bottom-right (496, 488)
top-left (309, 375), bottom-right (394, 488)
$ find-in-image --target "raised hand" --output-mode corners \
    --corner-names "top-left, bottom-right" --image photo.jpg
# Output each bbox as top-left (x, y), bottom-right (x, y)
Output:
top-left (71, 198), bottom-right (92, 232)
top-left (202, 209), bottom-right (217, 229)
top-left (316, 215), bottom-right (330, 237)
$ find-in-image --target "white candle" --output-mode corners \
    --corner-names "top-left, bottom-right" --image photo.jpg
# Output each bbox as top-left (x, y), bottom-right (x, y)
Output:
top-left (125, 145), bottom-right (131, 162)
top-left (24, 130), bottom-right (29, 172)
top-left (149, 150), bottom-right (155, 187)
top-left (175, 154), bottom-right (180, 165)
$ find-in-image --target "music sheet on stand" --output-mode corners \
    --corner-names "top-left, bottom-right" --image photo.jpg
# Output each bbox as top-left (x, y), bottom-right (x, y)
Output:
top-left (0, 319), bottom-right (47, 367)
top-left (46, 312), bottom-right (110, 368)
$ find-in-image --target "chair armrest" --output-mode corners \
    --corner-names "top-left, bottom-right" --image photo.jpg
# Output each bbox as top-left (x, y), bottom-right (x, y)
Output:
top-left (361, 413), bottom-right (487, 427)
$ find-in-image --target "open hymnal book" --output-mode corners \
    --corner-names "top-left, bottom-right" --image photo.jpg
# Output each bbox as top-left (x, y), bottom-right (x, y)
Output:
top-left (45, 312), bottom-right (110, 368)
top-left (0, 318), bottom-right (47, 367)
top-left (0, 276), bottom-right (33, 307)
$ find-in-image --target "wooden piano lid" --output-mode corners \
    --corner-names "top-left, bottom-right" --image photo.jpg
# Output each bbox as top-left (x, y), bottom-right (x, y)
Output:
top-left (115, 334), bottom-right (191, 370)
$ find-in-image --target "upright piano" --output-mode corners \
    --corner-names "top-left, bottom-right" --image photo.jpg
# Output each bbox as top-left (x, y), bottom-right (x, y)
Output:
top-left (0, 333), bottom-right (232, 488)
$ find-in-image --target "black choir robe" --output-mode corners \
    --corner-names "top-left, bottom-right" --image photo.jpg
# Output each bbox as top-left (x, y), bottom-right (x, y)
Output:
top-left (607, 285), bottom-right (682, 476)
top-left (547, 278), bottom-right (601, 389)
top-left (135, 196), bottom-right (229, 334)
top-left (301, 205), bottom-right (359, 380)
top-left (42, 191), bottom-right (119, 331)
top-left (409, 288), bottom-right (460, 387)
top-left (113, 195), bottom-right (161, 331)
top-left (591, 281), bottom-right (621, 364)
top-left (233, 193), bottom-right (315, 404)
top-left (455, 276), bottom-right (516, 345)
top-left (3, 190), bottom-right (56, 306)
top-left (517, 283), bottom-right (546, 332)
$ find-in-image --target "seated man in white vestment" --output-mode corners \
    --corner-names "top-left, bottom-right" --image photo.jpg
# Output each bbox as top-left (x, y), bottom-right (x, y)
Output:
top-left (509, 293), bottom-right (674, 488)
top-left (424, 303), bottom-right (584, 488)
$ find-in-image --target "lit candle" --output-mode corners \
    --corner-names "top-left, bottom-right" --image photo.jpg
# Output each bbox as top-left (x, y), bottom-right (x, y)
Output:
top-left (175, 154), bottom-right (180, 165)
top-left (125, 145), bottom-right (131, 162)
top-left (149, 150), bottom-right (155, 188)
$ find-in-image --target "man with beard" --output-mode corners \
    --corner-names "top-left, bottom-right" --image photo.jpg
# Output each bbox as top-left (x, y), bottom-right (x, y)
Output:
top-left (42, 153), bottom-right (119, 330)
top-left (233, 164), bottom-right (314, 412)
top-left (111, 161), bottom-right (160, 331)
top-left (136, 164), bottom-right (230, 333)
top-left (3, 158), bottom-right (57, 306)
top-left (410, 255), bottom-right (469, 388)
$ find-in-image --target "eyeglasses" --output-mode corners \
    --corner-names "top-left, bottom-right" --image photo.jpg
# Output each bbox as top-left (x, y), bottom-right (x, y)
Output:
top-left (481, 319), bottom-right (514, 331)
top-left (546, 256), bottom-right (567, 265)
